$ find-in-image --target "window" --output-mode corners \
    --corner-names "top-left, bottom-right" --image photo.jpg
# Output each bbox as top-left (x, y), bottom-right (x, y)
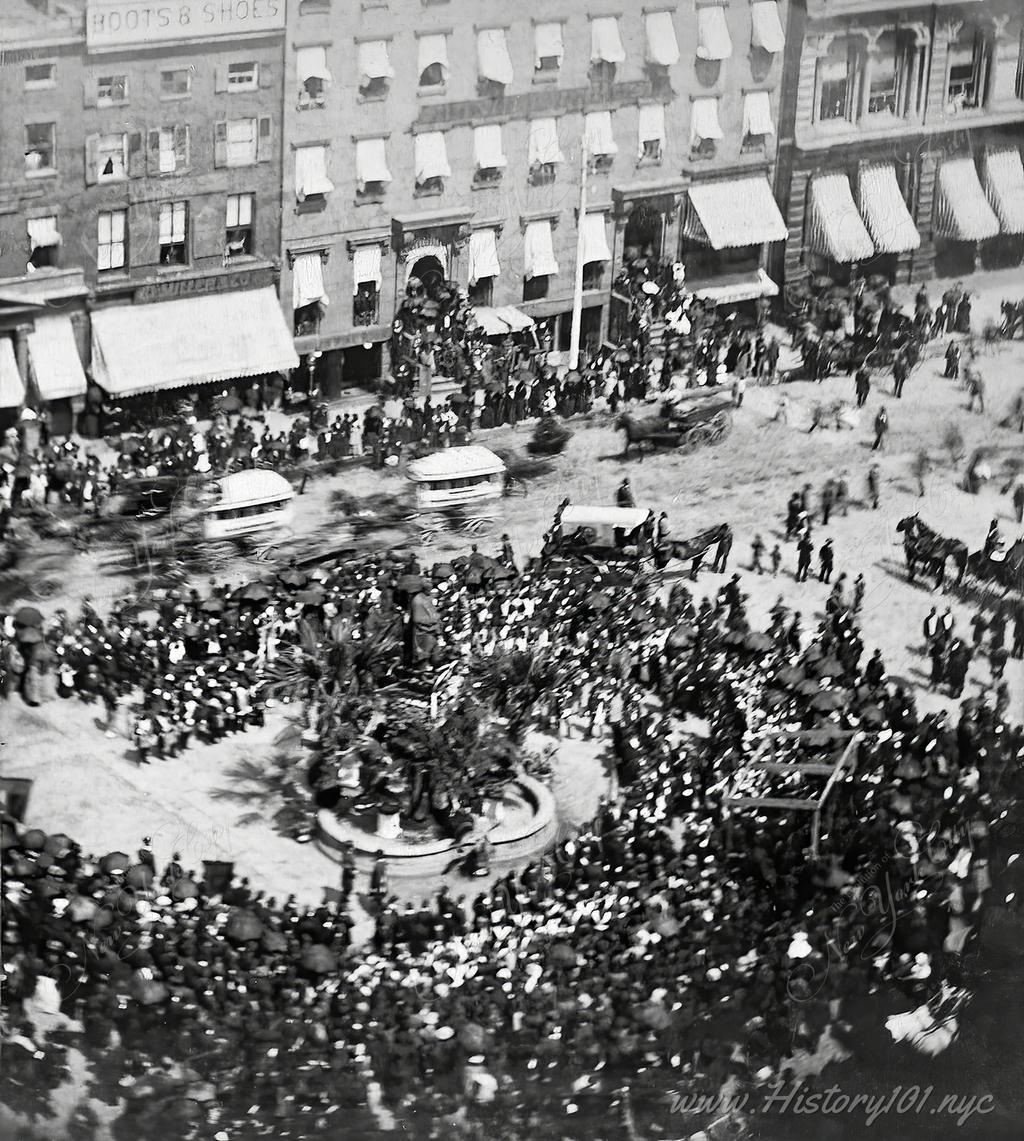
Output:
top-left (528, 119), bottom-right (563, 185)
top-left (584, 111), bottom-right (618, 173)
top-left (591, 16), bottom-right (625, 84)
top-left (1018, 31), bottom-right (1024, 100)
top-left (161, 69), bottom-right (192, 97)
top-left (354, 281), bottom-right (380, 326)
top-left (225, 118), bottom-right (257, 166)
top-left (228, 62), bottom-right (258, 90)
top-left (159, 202), bottom-right (188, 266)
top-left (97, 211), bottom-right (127, 273)
top-left (477, 29), bottom-right (513, 97)
top-left (27, 217), bottom-right (60, 270)
top-left (741, 91), bottom-right (775, 152)
top-left (473, 125), bottom-right (507, 184)
top-left (297, 46), bottom-right (331, 108)
top-left (947, 31), bottom-right (990, 111)
top-left (535, 23), bottom-right (563, 74)
top-left (96, 133), bottom-right (127, 181)
top-left (294, 303), bottom-right (321, 336)
top-left (352, 245), bottom-right (382, 322)
top-left (157, 126), bottom-right (190, 174)
top-left (359, 41), bottom-right (393, 98)
top-left (226, 194), bottom-right (254, 257)
top-left (582, 262), bottom-right (604, 291)
top-left (295, 144), bottom-right (335, 204)
top-left (868, 32), bottom-right (898, 115)
top-left (523, 275), bottom-right (549, 302)
top-left (414, 132), bottom-right (451, 194)
top-left (97, 75), bottom-right (128, 104)
top-left (24, 123), bottom-right (56, 175)
top-left (468, 276), bottom-right (493, 306)
top-left (689, 97), bottom-right (723, 158)
top-left (25, 63), bottom-right (55, 89)
top-left (355, 138), bottom-right (392, 200)
top-left (418, 34), bottom-right (448, 89)
top-left (816, 38), bottom-right (858, 122)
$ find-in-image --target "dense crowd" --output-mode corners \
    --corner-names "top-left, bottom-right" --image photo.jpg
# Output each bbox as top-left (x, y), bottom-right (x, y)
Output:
top-left (3, 498), bottom-right (1022, 1138)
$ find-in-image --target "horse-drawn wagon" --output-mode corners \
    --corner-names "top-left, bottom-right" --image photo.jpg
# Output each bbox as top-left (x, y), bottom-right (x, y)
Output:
top-left (618, 393), bottom-right (733, 458)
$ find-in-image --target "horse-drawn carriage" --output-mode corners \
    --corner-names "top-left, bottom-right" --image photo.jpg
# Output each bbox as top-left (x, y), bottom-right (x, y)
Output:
top-left (618, 393), bottom-right (733, 458)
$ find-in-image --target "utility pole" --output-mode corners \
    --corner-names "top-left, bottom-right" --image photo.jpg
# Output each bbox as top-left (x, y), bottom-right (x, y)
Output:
top-left (568, 138), bottom-right (589, 372)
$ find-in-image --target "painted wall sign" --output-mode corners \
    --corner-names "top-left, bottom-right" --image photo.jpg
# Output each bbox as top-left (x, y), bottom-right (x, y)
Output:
top-left (134, 264), bottom-right (276, 303)
top-left (86, 0), bottom-right (284, 51)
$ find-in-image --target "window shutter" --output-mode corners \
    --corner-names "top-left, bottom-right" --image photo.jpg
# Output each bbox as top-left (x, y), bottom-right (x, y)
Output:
top-left (214, 121), bottom-right (227, 168)
top-left (256, 116), bottom-right (272, 163)
top-left (214, 65), bottom-right (229, 93)
top-left (127, 131), bottom-right (145, 177)
top-left (84, 134), bottom-right (99, 185)
top-left (258, 62), bottom-right (272, 89)
top-left (174, 125), bottom-right (190, 171)
top-left (129, 204), bottom-right (158, 268)
top-left (147, 129), bottom-right (161, 176)
top-left (83, 79), bottom-right (97, 108)
top-left (193, 200), bottom-right (225, 260)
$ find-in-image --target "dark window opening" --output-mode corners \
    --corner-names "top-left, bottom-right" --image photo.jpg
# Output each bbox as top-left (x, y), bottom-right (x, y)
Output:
top-left (353, 282), bottom-right (380, 327)
top-left (523, 275), bottom-right (549, 302)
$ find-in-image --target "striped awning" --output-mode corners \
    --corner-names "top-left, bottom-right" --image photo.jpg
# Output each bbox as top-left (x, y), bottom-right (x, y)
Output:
top-left (0, 338), bottom-right (25, 409)
top-left (27, 315), bottom-right (88, 402)
top-left (806, 174), bottom-right (874, 263)
top-left (934, 158), bottom-right (999, 242)
top-left (90, 287), bottom-right (299, 397)
top-left (983, 149), bottom-right (1024, 234)
top-left (686, 176), bottom-right (787, 249)
top-left (857, 164), bottom-right (920, 254)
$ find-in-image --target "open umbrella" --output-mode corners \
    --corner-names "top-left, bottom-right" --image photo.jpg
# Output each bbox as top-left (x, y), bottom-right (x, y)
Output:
top-left (762, 688), bottom-right (790, 709)
top-left (200, 598), bottom-right (225, 615)
top-left (856, 704), bottom-right (887, 728)
top-left (296, 588), bottom-right (325, 606)
top-left (43, 833), bottom-right (72, 858)
top-left (239, 582), bottom-right (273, 602)
top-left (776, 665), bottom-right (805, 689)
top-left (170, 877), bottom-right (199, 901)
top-left (549, 942), bottom-right (577, 967)
top-left (13, 606), bottom-right (43, 627)
top-left (181, 622), bottom-right (202, 638)
top-left (262, 929), bottom-right (289, 953)
top-left (126, 863), bottom-right (155, 890)
top-left (668, 623), bottom-right (696, 649)
top-left (279, 569), bottom-right (307, 588)
top-left (638, 1003), bottom-right (672, 1030)
top-left (68, 896), bottom-right (99, 923)
top-left (300, 944), bottom-right (338, 974)
top-left (586, 591), bottom-right (612, 612)
top-left (446, 392), bottom-right (469, 405)
top-left (21, 829), bottom-right (47, 852)
top-left (131, 975), bottom-right (169, 1006)
top-left (809, 690), bottom-right (846, 713)
top-left (812, 656), bottom-right (844, 678)
top-left (432, 563), bottom-right (456, 579)
top-left (744, 632), bottom-right (774, 652)
top-left (15, 627), bottom-right (43, 644)
top-left (396, 574), bottom-right (427, 594)
top-left (794, 679), bottom-right (820, 697)
top-left (225, 908), bottom-right (263, 943)
top-left (216, 393), bottom-right (243, 413)
top-left (457, 1022), bottom-right (486, 1052)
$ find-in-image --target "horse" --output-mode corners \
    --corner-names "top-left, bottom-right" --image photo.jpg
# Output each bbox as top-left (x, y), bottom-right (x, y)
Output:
top-left (999, 300), bottom-right (1024, 340)
top-left (616, 413), bottom-right (681, 459)
top-left (896, 515), bottom-right (968, 591)
top-left (656, 524), bottom-right (731, 572)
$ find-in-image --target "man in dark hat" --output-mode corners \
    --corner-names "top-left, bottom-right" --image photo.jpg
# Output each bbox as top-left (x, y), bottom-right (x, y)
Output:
top-left (616, 479), bottom-right (635, 509)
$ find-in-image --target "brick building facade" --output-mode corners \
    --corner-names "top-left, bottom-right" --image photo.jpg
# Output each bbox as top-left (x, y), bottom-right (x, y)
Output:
top-left (280, 0), bottom-right (794, 391)
top-left (772, 0), bottom-right (1024, 296)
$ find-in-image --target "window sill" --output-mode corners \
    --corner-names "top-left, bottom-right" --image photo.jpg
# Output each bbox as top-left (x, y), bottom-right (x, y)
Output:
top-left (355, 193), bottom-right (387, 206)
top-left (532, 71), bottom-right (560, 85)
top-left (158, 262), bottom-right (191, 272)
top-left (25, 82), bottom-right (57, 92)
top-left (417, 85), bottom-right (448, 98)
top-left (160, 93), bottom-right (192, 102)
top-left (472, 178), bottom-right (503, 191)
top-left (97, 99), bottom-right (130, 109)
top-left (635, 156), bottom-right (663, 169)
top-left (297, 100), bottom-right (327, 111)
top-left (296, 197), bottom-right (328, 214)
top-left (96, 174), bottom-right (128, 184)
top-left (25, 168), bottom-right (57, 180)
top-left (414, 184), bottom-right (444, 199)
top-left (357, 91), bottom-right (389, 103)
top-left (228, 84), bottom-right (259, 94)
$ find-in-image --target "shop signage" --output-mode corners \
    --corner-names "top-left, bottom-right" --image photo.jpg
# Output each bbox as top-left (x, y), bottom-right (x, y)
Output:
top-left (135, 265), bottom-right (276, 304)
top-left (86, 0), bottom-right (284, 52)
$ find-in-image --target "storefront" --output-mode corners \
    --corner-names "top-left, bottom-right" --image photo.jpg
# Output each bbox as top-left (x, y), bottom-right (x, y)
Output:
top-left (0, 337), bottom-right (25, 433)
top-left (932, 155), bottom-right (1001, 278)
top-left (26, 315), bottom-right (89, 436)
top-left (90, 285), bottom-right (298, 423)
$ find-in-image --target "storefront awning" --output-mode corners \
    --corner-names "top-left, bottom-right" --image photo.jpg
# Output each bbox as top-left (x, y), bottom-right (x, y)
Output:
top-left (90, 287), bottom-right (299, 398)
top-left (857, 164), bottom-right (920, 254)
top-left (689, 268), bottom-right (779, 306)
top-left (686, 177), bottom-right (787, 249)
top-left (27, 315), bottom-right (87, 402)
top-left (934, 158), bottom-right (1000, 242)
top-left (806, 174), bottom-right (874, 262)
top-left (0, 338), bottom-right (25, 409)
top-left (983, 149), bottom-right (1024, 234)
top-left (473, 307), bottom-right (510, 336)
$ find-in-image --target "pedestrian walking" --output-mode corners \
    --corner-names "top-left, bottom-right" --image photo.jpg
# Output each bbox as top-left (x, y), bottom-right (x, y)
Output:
top-left (818, 538), bottom-right (834, 583)
top-left (750, 533), bottom-right (765, 574)
top-left (855, 367), bottom-right (871, 408)
top-left (990, 645), bottom-right (1009, 683)
top-left (970, 611), bottom-right (988, 648)
top-left (892, 354), bottom-right (908, 399)
top-left (617, 478), bottom-right (636, 508)
top-left (370, 850), bottom-right (389, 907)
top-left (871, 406), bottom-right (889, 451)
top-left (923, 606), bottom-right (939, 650)
top-left (1011, 606), bottom-right (1024, 659)
top-left (712, 528), bottom-right (733, 574)
top-left (732, 375), bottom-right (746, 407)
top-left (867, 463), bottom-right (880, 509)
top-left (835, 471), bottom-right (850, 516)
top-left (770, 544), bottom-right (782, 576)
top-left (821, 479), bottom-right (835, 526)
top-left (852, 573), bottom-right (865, 613)
top-left (1013, 482), bottom-right (1024, 524)
top-left (785, 491), bottom-right (801, 540)
top-left (966, 368), bottom-right (985, 413)
top-left (341, 841), bottom-right (357, 905)
top-left (796, 532), bottom-right (813, 582)
top-left (944, 341), bottom-right (961, 379)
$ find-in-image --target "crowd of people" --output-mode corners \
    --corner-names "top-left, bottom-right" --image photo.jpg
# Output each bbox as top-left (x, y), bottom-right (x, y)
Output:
top-left (3, 486), bottom-right (1022, 1138)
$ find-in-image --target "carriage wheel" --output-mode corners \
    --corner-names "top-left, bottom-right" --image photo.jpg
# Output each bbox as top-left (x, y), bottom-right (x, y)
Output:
top-left (32, 578), bottom-right (60, 600)
top-left (709, 411), bottom-right (732, 444)
top-left (686, 426), bottom-right (711, 451)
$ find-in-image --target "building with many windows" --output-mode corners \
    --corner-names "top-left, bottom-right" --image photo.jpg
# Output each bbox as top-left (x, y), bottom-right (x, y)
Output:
top-left (0, 0), bottom-right (295, 432)
top-left (280, 0), bottom-right (794, 390)
top-left (773, 0), bottom-right (1024, 293)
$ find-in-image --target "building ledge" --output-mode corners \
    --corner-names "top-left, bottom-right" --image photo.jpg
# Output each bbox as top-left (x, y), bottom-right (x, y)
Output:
top-left (0, 267), bottom-right (88, 306)
top-left (795, 106), bottom-right (1024, 152)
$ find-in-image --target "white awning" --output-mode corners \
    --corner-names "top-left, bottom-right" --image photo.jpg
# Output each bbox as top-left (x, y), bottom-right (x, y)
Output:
top-left (478, 28), bottom-right (513, 85)
top-left (857, 164), bottom-right (920, 254)
top-left (493, 306), bottom-right (534, 332)
top-left (591, 16), bottom-right (625, 64)
top-left (645, 11), bottom-right (680, 66)
top-left (418, 33), bottom-right (449, 78)
top-left (686, 176), bottom-right (787, 249)
top-left (983, 148), bottom-right (1024, 234)
top-left (581, 213), bottom-right (612, 263)
top-left (293, 252), bottom-right (328, 310)
top-left (27, 216), bottom-right (61, 250)
top-left (528, 118), bottom-right (563, 165)
top-left (807, 174), bottom-right (875, 262)
top-left (27, 315), bottom-right (87, 402)
top-left (637, 104), bottom-right (666, 156)
top-left (90, 288), bottom-right (299, 398)
top-left (358, 40), bottom-right (394, 82)
top-left (524, 220), bottom-right (559, 279)
top-left (296, 46), bottom-right (331, 84)
top-left (751, 2), bottom-right (785, 53)
top-left (697, 5), bottom-right (733, 61)
top-left (689, 268), bottom-right (780, 305)
top-left (468, 229), bottom-right (501, 285)
top-left (474, 124), bottom-right (507, 169)
top-left (584, 111), bottom-right (618, 157)
top-left (690, 97), bottom-right (723, 147)
top-left (742, 91), bottom-right (775, 136)
top-left (355, 138), bottom-right (392, 187)
top-left (294, 145), bottom-right (334, 200)
top-left (415, 132), bottom-right (451, 182)
top-left (0, 338), bottom-right (25, 409)
top-left (472, 307), bottom-right (509, 336)
top-left (534, 22), bottom-right (564, 69)
top-left (934, 157), bottom-right (1000, 242)
top-left (352, 245), bottom-right (383, 294)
